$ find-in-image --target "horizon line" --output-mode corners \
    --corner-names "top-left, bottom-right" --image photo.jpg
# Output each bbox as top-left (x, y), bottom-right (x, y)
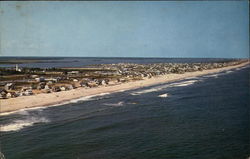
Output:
top-left (0, 56), bottom-right (248, 59)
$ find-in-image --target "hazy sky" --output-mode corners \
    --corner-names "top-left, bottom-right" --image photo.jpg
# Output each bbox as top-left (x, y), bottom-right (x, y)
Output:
top-left (0, 1), bottom-right (249, 58)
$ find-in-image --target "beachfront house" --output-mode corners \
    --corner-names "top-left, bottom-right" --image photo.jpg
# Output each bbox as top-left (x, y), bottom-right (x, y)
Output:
top-left (35, 77), bottom-right (45, 82)
top-left (67, 71), bottom-right (80, 75)
top-left (0, 88), bottom-right (8, 99)
top-left (5, 83), bottom-right (15, 90)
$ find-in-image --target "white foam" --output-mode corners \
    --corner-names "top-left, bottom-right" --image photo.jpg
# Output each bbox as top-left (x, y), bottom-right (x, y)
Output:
top-left (225, 70), bottom-right (233, 74)
top-left (238, 65), bottom-right (250, 70)
top-left (0, 116), bottom-right (49, 132)
top-left (168, 80), bottom-right (197, 87)
top-left (17, 110), bottom-right (30, 115)
top-left (0, 93), bottom-right (111, 117)
top-left (131, 80), bottom-right (198, 95)
top-left (115, 89), bottom-right (126, 93)
top-left (183, 77), bottom-right (194, 80)
top-left (103, 101), bottom-right (124, 106)
top-left (0, 107), bottom-right (46, 116)
top-left (158, 93), bottom-right (168, 98)
top-left (50, 93), bottom-right (111, 107)
top-left (131, 88), bottom-right (161, 95)
top-left (204, 74), bottom-right (219, 78)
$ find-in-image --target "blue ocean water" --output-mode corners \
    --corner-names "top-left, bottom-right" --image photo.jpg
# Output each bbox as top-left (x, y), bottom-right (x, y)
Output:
top-left (0, 65), bottom-right (249, 159)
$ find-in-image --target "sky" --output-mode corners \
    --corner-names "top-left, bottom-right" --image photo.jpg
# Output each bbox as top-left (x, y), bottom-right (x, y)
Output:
top-left (0, 1), bottom-right (249, 58)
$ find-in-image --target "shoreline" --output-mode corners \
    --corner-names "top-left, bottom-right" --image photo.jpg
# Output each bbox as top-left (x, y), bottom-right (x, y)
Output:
top-left (1, 61), bottom-right (249, 114)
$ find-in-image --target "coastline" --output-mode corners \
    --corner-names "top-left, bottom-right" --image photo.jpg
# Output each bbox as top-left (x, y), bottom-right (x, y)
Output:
top-left (1, 61), bottom-right (249, 114)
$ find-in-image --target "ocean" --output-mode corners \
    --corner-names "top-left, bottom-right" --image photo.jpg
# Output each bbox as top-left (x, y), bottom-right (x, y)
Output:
top-left (0, 62), bottom-right (249, 159)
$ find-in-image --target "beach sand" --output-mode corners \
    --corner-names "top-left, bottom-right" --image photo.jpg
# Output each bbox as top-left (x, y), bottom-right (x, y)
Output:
top-left (1, 62), bottom-right (249, 114)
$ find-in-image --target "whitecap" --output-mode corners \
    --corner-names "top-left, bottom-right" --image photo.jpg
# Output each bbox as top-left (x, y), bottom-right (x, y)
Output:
top-left (0, 107), bottom-right (47, 116)
top-left (0, 117), bottom-right (49, 132)
top-left (204, 74), bottom-right (219, 78)
top-left (115, 89), bottom-right (126, 93)
top-left (225, 70), bottom-right (233, 74)
top-left (49, 93), bottom-right (111, 107)
top-left (131, 88), bottom-right (161, 95)
top-left (168, 80), bottom-right (197, 87)
top-left (158, 93), bottom-right (168, 98)
top-left (131, 80), bottom-right (198, 95)
top-left (17, 110), bottom-right (30, 116)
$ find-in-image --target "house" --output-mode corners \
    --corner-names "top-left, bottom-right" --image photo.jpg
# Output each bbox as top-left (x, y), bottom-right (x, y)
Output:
top-left (6, 93), bottom-right (12, 98)
top-left (67, 71), bottom-right (79, 75)
top-left (52, 86), bottom-right (61, 92)
top-left (101, 80), bottom-right (107, 85)
top-left (5, 83), bottom-right (15, 90)
top-left (24, 90), bottom-right (33, 96)
top-left (37, 82), bottom-right (46, 90)
top-left (31, 75), bottom-right (39, 78)
top-left (60, 86), bottom-right (66, 91)
top-left (44, 85), bottom-right (50, 90)
top-left (0, 88), bottom-right (8, 99)
top-left (21, 87), bottom-right (33, 96)
top-left (86, 81), bottom-right (98, 88)
top-left (15, 64), bottom-right (22, 72)
top-left (67, 85), bottom-right (74, 90)
top-left (35, 77), bottom-right (45, 82)
top-left (45, 77), bottom-right (61, 83)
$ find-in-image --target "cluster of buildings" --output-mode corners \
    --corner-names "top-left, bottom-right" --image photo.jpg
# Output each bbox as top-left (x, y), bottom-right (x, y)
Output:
top-left (0, 60), bottom-right (245, 99)
top-left (98, 60), bottom-right (242, 77)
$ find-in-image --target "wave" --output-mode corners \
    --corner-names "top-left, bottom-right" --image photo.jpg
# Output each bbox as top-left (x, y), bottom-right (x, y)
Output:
top-left (204, 69), bottom-right (238, 78)
top-left (0, 116), bottom-right (49, 132)
top-left (103, 101), bottom-right (124, 107)
top-left (169, 80), bottom-right (197, 87)
top-left (234, 66), bottom-right (249, 71)
top-left (225, 70), bottom-right (233, 74)
top-left (50, 92), bottom-right (111, 107)
top-left (204, 74), bottom-right (219, 78)
top-left (131, 80), bottom-right (198, 95)
top-left (0, 93), bottom-right (111, 117)
top-left (0, 106), bottom-right (47, 117)
top-left (115, 89), bottom-right (126, 93)
top-left (131, 88), bottom-right (161, 95)
top-left (158, 93), bottom-right (168, 98)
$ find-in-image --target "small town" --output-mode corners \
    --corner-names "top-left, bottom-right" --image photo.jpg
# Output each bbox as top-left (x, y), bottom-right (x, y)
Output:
top-left (0, 60), bottom-right (246, 99)
top-left (0, 1), bottom-right (249, 159)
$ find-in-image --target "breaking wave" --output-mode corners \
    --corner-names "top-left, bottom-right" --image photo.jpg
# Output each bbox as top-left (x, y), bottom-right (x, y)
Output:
top-left (131, 80), bottom-right (198, 95)
top-left (0, 116), bottom-right (49, 132)
top-left (225, 70), bottom-right (233, 74)
top-left (0, 106), bottom-right (47, 117)
top-left (0, 93), bottom-right (113, 132)
top-left (158, 93), bottom-right (169, 98)
top-left (170, 80), bottom-right (197, 87)
top-left (50, 93), bottom-right (111, 107)
top-left (131, 88), bottom-right (161, 95)
top-left (103, 101), bottom-right (125, 107)
top-left (0, 93), bottom-right (111, 117)
top-left (204, 74), bottom-right (219, 78)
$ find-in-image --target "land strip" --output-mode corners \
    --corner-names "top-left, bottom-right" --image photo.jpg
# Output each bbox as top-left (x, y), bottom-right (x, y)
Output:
top-left (0, 61), bottom-right (249, 114)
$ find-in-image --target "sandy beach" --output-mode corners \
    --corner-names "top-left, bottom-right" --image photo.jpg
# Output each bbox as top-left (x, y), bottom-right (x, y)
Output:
top-left (1, 61), bottom-right (249, 114)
